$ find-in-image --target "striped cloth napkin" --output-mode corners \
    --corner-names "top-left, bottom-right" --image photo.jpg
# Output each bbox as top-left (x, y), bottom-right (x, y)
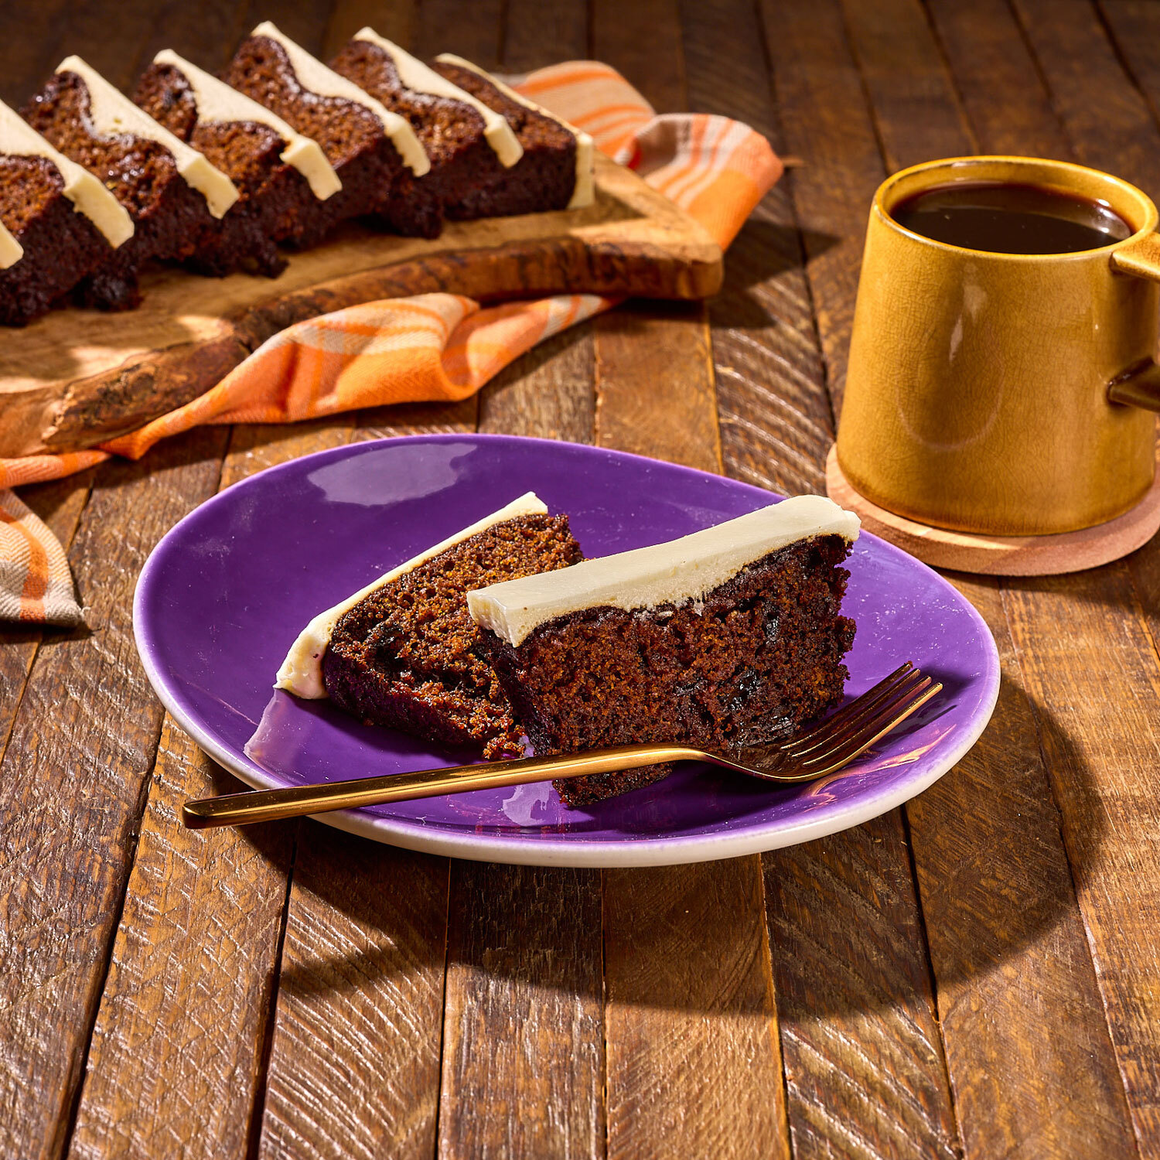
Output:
top-left (0, 61), bottom-right (782, 626)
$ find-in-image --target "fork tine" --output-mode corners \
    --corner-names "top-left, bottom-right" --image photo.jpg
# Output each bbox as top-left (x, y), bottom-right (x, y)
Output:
top-left (796, 678), bottom-right (942, 775)
top-left (781, 662), bottom-right (915, 751)
top-left (785, 664), bottom-right (925, 757)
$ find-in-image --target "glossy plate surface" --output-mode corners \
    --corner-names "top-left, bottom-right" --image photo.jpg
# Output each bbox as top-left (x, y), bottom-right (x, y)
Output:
top-left (134, 434), bottom-right (999, 867)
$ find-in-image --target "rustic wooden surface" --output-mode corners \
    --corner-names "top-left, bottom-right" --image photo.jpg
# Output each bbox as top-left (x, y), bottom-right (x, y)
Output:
top-left (0, 151), bottom-right (721, 460)
top-left (2, 1), bottom-right (1159, 1158)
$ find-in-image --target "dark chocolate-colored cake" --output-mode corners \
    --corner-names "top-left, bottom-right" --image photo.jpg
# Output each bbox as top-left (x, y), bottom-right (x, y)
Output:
top-left (432, 53), bottom-right (594, 216)
top-left (22, 55), bottom-right (242, 308)
top-left (277, 494), bottom-right (583, 759)
top-left (330, 30), bottom-right (523, 224)
top-left (222, 22), bottom-right (438, 239)
top-left (133, 50), bottom-right (342, 272)
top-left (0, 98), bottom-right (133, 326)
top-left (468, 496), bottom-right (859, 805)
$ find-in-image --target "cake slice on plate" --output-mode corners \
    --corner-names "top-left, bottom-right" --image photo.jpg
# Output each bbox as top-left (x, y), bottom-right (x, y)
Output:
top-left (277, 493), bottom-right (583, 760)
top-left (222, 22), bottom-right (438, 238)
top-left (330, 29), bottom-right (523, 224)
top-left (432, 53), bottom-right (594, 215)
top-left (22, 55), bottom-right (242, 308)
top-left (133, 50), bottom-right (342, 270)
top-left (468, 495), bottom-right (859, 805)
top-left (0, 99), bottom-right (133, 326)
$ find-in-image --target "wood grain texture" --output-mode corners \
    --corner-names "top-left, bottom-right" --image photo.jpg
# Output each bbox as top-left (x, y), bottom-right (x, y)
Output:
top-left (65, 722), bottom-right (295, 1160)
top-left (841, 2), bottom-right (1159, 1156)
top-left (1002, 567), bottom-right (1160, 1152)
top-left (759, 0), bottom-right (887, 419)
top-left (1012, 0), bottom-right (1160, 197)
top-left (0, 0), bottom-right (85, 105)
top-left (841, 0), bottom-right (974, 168)
top-left (924, 0), bottom-right (1072, 158)
top-left (440, 48), bottom-right (607, 1137)
top-left (479, 321), bottom-right (595, 443)
top-left (504, 0), bottom-right (589, 73)
top-left (258, 831), bottom-right (448, 1160)
top-left (762, 817), bottom-right (958, 1160)
top-left (591, 0), bottom-right (686, 114)
top-left (679, 0), bottom-right (833, 499)
top-left (0, 154), bottom-right (722, 459)
top-left (907, 575), bottom-right (1138, 1160)
top-left (438, 863), bottom-right (604, 1159)
top-left (0, 429), bottom-right (229, 1160)
top-left (409, 0), bottom-right (503, 68)
top-left (604, 860), bottom-right (789, 1159)
top-left (589, 61), bottom-right (790, 1142)
top-left (593, 301), bottom-right (720, 472)
top-left (734, 4), bottom-right (963, 1157)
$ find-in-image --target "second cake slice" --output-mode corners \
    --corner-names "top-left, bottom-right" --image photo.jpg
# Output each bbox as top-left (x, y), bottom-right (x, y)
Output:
top-left (134, 50), bottom-right (342, 268)
top-left (222, 22), bottom-right (439, 239)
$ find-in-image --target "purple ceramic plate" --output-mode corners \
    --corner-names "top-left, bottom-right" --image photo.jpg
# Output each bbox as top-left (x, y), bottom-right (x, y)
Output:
top-left (134, 434), bottom-right (999, 867)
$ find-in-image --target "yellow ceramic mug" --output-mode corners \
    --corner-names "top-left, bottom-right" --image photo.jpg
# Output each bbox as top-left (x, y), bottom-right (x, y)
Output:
top-left (837, 156), bottom-right (1160, 535)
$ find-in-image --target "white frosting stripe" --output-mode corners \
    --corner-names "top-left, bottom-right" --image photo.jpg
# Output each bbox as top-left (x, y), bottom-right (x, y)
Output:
top-left (434, 53), bottom-right (595, 208)
top-left (152, 50), bottom-right (341, 201)
top-left (0, 220), bottom-right (23, 270)
top-left (467, 495), bottom-right (861, 647)
top-left (276, 492), bottom-right (549, 699)
top-left (58, 56), bottom-right (239, 219)
top-left (251, 22), bottom-right (430, 177)
top-left (352, 29), bottom-right (522, 168)
top-left (0, 98), bottom-right (133, 247)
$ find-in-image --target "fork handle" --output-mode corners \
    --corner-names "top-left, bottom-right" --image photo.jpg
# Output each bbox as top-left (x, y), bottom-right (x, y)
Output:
top-left (182, 743), bottom-right (707, 829)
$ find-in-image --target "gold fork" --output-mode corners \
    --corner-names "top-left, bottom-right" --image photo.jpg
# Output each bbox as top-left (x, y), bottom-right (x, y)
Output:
top-left (183, 663), bottom-right (940, 829)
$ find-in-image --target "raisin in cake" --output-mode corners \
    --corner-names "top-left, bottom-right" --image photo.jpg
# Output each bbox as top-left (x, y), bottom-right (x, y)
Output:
top-left (330, 29), bottom-right (523, 224)
top-left (277, 493), bottom-right (583, 759)
top-left (0, 98), bottom-right (133, 325)
top-left (432, 53), bottom-right (594, 215)
top-left (468, 496), bottom-right (859, 805)
top-left (23, 55), bottom-right (241, 308)
top-left (134, 50), bottom-right (341, 270)
top-left (223, 22), bottom-right (438, 239)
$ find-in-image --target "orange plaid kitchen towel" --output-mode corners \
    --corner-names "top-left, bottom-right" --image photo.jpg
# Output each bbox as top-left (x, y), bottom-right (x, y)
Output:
top-left (1, 61), bottom-right (782, 625)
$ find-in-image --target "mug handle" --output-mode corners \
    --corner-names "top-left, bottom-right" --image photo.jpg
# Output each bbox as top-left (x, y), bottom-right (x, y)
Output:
top-left (1109, 233), bottom-right (1160, 410)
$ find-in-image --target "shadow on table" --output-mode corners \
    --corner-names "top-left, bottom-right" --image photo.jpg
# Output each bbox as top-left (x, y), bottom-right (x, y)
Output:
top-left (226, 681), bottom-right (1102, 1026)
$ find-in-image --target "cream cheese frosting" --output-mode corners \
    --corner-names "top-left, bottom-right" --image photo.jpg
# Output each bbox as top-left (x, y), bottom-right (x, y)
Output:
top-left (353, 29), bottom-right (523, 168)
top-left (0, 98), bottom-right (133, 248)
top-left (152, 50), bottom-right (341, 202)
top-left (435, 53), bottom-right (595, 209)
top-left (251, 21), bottom-right (430, 177)
top-left (468, 495), bottom-right (861, 647)
top-left (276, 491), bottom-right (549, 699)
top-left (58, 56), bottom-right (239, 219)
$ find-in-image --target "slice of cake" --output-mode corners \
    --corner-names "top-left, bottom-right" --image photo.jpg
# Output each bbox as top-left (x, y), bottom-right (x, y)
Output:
top-left (22, 55), bottom-right (240, 308)
top-left (432, 54), bottom-right (594, 215)
top-left (134, 50), bottom-right (342, 271)
top-left (222, 22), bottom-right (438, 239)
top-left (468, 496), bottom-right (860, 806)
top-left (277, 493), bottom-right (583, 759)
top-left (0, 99), bottom-right (133, 326)
top-left (330, 29), bottom-right (523, 224)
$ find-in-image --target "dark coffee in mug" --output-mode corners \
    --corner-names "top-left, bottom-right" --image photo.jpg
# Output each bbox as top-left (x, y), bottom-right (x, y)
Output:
top-left (890, 181), bottom-right (1132, 254)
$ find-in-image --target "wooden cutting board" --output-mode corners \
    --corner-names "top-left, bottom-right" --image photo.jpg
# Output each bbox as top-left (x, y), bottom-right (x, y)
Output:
top-left (0, 152), bottom-right (723, 458)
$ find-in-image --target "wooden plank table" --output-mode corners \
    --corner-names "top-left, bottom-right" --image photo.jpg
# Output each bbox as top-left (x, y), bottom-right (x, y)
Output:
top-left (1, 1), bottom-right (1158, 1156)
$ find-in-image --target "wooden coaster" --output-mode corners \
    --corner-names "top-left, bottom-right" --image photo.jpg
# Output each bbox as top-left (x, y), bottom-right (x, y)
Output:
top-left (825, 445), bottom-right (1160, 575)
